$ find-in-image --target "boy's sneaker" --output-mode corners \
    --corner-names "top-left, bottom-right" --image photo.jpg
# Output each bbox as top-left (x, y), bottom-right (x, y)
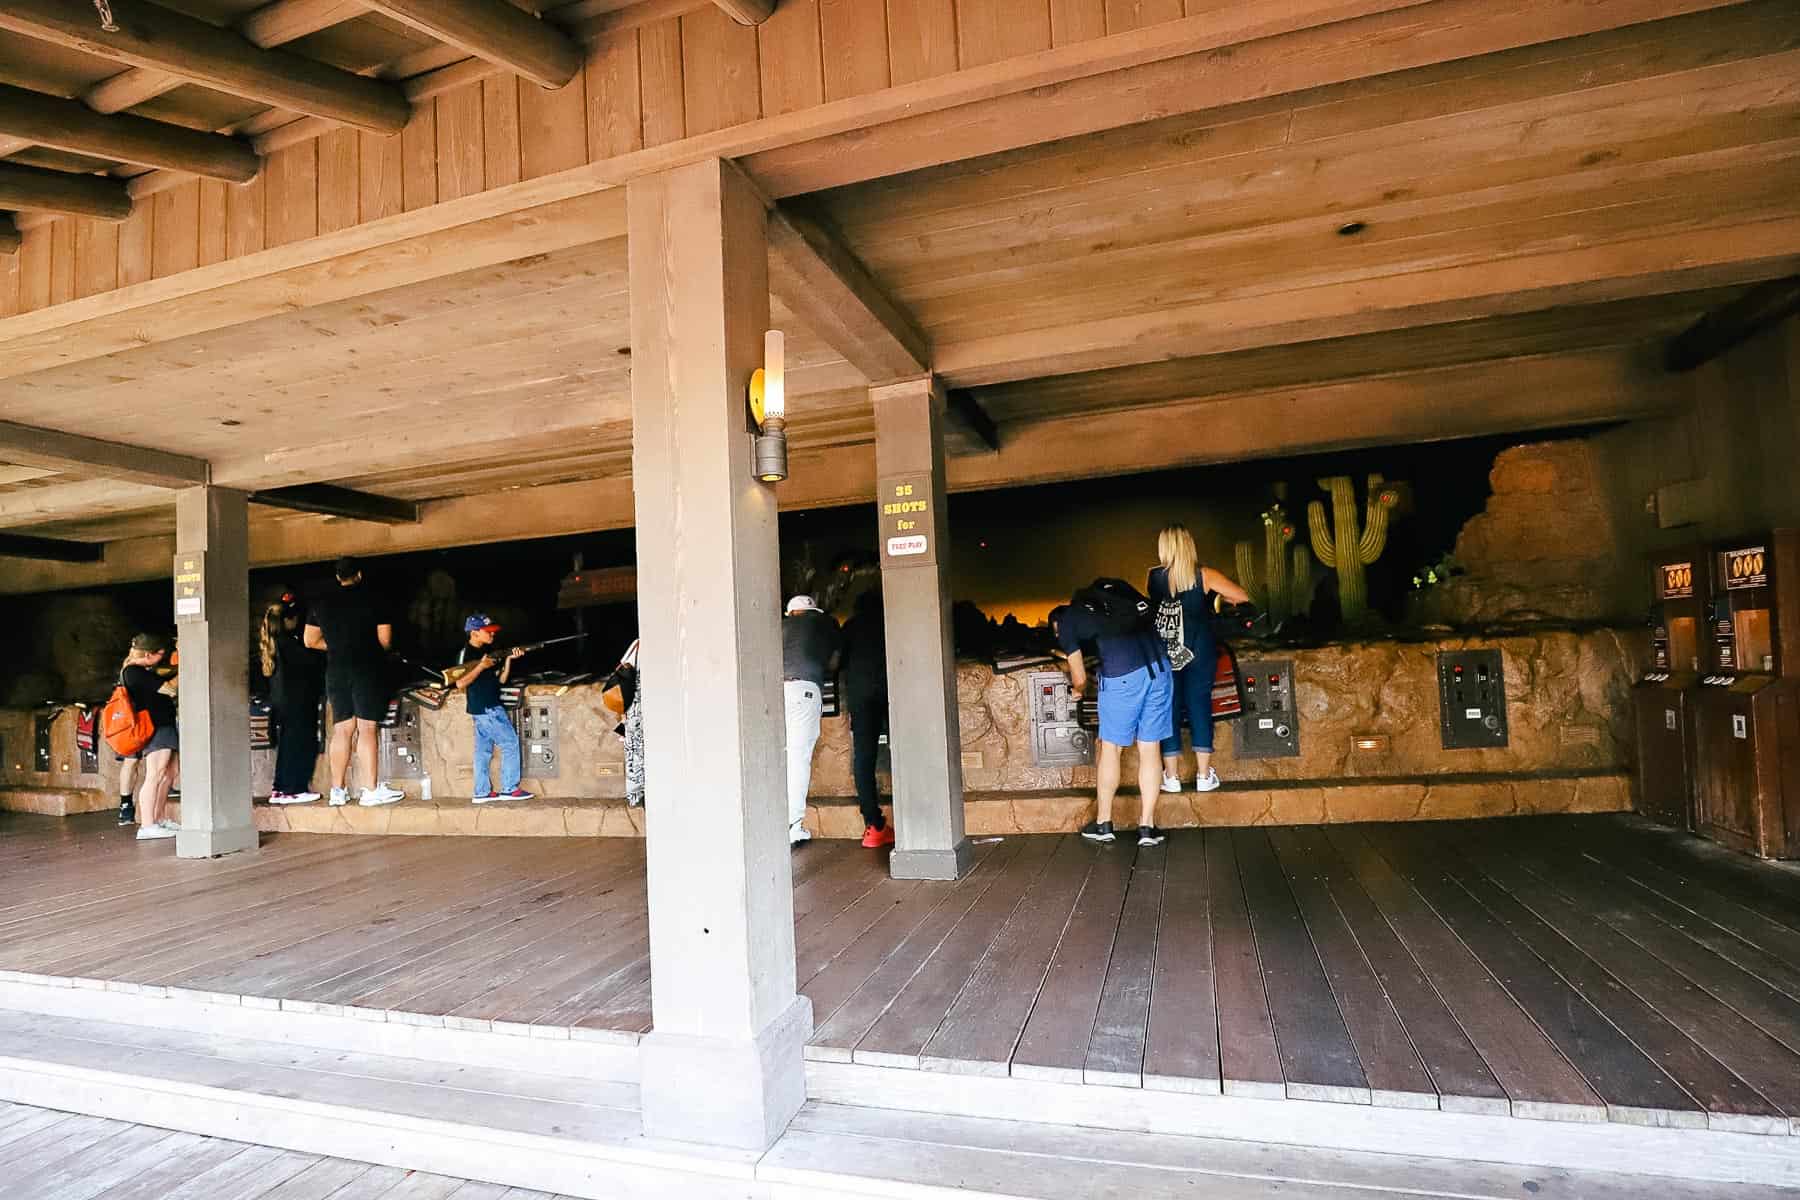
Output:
top-left (861, 824), bottom-right (895, 848)
top-left (329, 787), bottom-right (350, 807)
top-left (1195, 768), bottom-right (1222, 793)
top-left (1080, 820), bottom-right (1115, 843)
top-left (117, 798), bottom-right (135, 826)
top-left (1138, 825), bottom-right (1167, 847)
top-left (473, 789), bottom-right (533, 805)
top-left (1160, 774), bottom-right (1182, 793)
top-left (359, 784), bottom-right (404, 807)
top-left (135, 823), bottom-right (176, 841)
top-left (789, 821), bottom-right (812, 845)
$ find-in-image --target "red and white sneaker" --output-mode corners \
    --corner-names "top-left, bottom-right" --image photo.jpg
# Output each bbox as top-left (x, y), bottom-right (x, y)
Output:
top-left (861, 824), bottom-right (895, 848)
top-left (474, 788), bottom-right (534, 805)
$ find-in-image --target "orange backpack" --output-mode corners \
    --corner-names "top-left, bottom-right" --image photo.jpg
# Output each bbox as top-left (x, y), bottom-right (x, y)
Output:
top-left (101, 678), bottom-right (156, 757)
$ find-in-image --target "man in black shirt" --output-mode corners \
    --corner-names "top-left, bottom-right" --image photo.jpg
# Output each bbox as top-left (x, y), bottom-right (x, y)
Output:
top-left (303, 558), bottom-right (401, 807)
top-left (839, 588), bottom-right (893, 848)
top-left (456, 614), bottom-right (533, 803)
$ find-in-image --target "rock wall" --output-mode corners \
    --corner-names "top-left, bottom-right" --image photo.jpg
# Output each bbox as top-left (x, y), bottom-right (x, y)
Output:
top-left (3, 628), bottom-right (1640, 820)
top-left (1411, 440), bottom-right (1627, 625)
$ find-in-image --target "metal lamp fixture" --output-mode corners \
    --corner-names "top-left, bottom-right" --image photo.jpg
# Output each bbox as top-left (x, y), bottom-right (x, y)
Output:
top-left (751, 329), bottom-right (787, 484)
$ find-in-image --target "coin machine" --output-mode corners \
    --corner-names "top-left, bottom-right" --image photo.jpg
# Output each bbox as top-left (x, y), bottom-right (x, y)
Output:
top-left (1693, 532), bottom-right (1800, 859)
top-left (1632, 550), bottom-right (1707, 829)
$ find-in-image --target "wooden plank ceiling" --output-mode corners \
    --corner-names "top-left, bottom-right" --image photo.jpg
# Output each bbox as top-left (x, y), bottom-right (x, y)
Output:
top-left (0, 0), bottom-right (1796, 554)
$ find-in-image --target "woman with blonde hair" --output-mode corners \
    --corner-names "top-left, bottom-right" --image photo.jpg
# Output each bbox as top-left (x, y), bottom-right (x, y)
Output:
top-left (262, 592), bottom-right (325, 804)
top-left (1148, 523), bottom-right (1249, 795)
top-left (120, 632), bottom-right (180, 840)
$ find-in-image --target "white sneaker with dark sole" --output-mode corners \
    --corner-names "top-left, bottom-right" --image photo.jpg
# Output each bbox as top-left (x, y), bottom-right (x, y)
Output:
top-left (1161, 775), bottom-right (1182, 793)
top-left (269, 792), bottom-right (319, 805)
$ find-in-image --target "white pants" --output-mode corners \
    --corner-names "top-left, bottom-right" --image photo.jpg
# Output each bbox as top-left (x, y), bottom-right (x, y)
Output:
top-left (784, 680), bottom-right (824, 828)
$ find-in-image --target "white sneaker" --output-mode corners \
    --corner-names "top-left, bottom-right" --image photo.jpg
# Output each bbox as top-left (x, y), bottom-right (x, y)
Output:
top-left (1161, 774), bottom-right (1182, 794)
top-left (329, 787), bottom-right (349, 807)
top-left (135, 823), bottom-right (176, 841)
top-left (359, 784), bottom-right (404, 807)
top-left (158, 819), bottom-right (180, 832)
top-left (1195, 768), bottom-right (1221, 793)
top-left (269, 791), bottom-right (319, 805)
top-left (789, 821), bottom-right (812, 845)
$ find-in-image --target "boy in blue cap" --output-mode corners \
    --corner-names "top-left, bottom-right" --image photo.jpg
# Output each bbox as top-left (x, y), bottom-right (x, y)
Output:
top-left (456, 614), bottom-right (533, 804)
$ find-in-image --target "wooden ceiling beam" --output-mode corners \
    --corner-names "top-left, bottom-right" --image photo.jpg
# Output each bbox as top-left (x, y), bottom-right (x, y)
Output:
top-left (0, 531), bottom-right (102, 563)
top-left (362, 0), bottom-right (584, 90)
top-left (250, 483), bottom-right (420, 524)
top-left (711, 0), bottom-right (775, 25)
top-left (0, 419), bottom-right (208, 487)
top-left (766, 205), bottom-right (931, 384)
top-left (0, 161), bottom-right (132, 220)
top-left (934, 217), bottom-right (1800, 387)
top-left (944, 389), bottom-right (999, 455)
top-left (0, 82), bottom-right (260, 183)
top-left (1664, 276), bottom-right (1800, 372)
top-left (84, 0), bottom-right (369, 117)
top-left (0, 0), bottom-right (412, 135)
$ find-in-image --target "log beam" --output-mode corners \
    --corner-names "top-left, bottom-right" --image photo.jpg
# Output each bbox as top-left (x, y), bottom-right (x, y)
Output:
top-left (0, 419), bottom-right (208, 487)
top-left (250, 483), bottom-right (420, 524)
top-left (0, 0), bottom-right (412, 135)
top-left (0, 161), bottom-right (132, 220)
top-left (712, 0), bottom-right (776, 25)
top-left (362, 0), bottom-right (584, 90)
top-left (766, 205), bottom-right (930, 383)
top-left (1664, 276), bottom-right (1800, 372)
top-left (0, 82), bottom-right (260, 183)
top-left (0, 532), bottom-right (102, 563)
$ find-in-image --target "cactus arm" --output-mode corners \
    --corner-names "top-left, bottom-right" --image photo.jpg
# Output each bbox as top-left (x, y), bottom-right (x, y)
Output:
top-left (1357, 491), bottom-right (1394, 563)
top-left (1307, 499), bottom-right (1337, 569)
top-left (1235, 540), bottom-right (1267, 610)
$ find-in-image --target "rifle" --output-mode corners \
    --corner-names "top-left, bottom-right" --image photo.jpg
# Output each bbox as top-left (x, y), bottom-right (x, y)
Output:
top-left (442, 633), bottom-right (587, 686)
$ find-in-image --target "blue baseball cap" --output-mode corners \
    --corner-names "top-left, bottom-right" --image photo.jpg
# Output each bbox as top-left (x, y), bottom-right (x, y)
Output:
top-left (463, 613), bottom-right (501, 634)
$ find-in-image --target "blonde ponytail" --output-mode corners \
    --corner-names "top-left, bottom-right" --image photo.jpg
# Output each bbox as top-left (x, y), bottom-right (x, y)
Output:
top-left (1158, 523), bottom-right (1199, 595)
top-left (259, 603), bottom-right (284, 678)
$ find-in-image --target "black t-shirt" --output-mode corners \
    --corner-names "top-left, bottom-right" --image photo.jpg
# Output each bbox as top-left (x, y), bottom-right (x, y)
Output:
top-left (459, 643), bottom-right (503, 716)
top-left (840, 606), bottom-right (887, 699)
top-left (122, 664), bottom-right (176, 730)
top-left (311, 583), bottom-right (388, 675)
top-left (271, 633), bottom-right (325, 705)
top-left (1056, 606), bottom-right (1167, 679)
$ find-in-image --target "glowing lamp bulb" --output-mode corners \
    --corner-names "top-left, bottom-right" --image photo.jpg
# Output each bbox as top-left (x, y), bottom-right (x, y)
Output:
top-left (762, 329), bottom-right (784, 422)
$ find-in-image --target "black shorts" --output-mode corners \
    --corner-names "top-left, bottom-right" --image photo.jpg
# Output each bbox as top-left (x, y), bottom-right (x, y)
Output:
top-left (326, 669), bottom-right (387, 723)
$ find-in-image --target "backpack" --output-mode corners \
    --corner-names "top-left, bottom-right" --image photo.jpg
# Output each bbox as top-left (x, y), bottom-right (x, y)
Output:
top-left (1071, 578), bottom-right (1157, 640)
top-left (100, 675), bottom-right (155, 757)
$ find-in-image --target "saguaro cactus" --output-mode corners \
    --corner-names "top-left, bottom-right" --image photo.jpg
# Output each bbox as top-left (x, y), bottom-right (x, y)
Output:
top-left (1235, 505), bottom-right (1314, 627)
top-left (1308, 474), bottom-right (1400, 626)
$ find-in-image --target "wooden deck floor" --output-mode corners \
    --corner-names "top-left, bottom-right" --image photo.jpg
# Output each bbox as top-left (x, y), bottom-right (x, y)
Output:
top-left (4, 812), bottom-right (1800, 1133)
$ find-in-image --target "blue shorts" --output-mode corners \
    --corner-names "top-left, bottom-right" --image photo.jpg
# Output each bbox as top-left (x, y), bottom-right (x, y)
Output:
top-left (1098, 664), bottom-right (1174, 747)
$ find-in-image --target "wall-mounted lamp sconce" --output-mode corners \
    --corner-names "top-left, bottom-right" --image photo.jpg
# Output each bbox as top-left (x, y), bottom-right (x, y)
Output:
top-left (1349, 733), bottom-right (1391, 754)
top-left (750, 329), bottom-right (787, 484)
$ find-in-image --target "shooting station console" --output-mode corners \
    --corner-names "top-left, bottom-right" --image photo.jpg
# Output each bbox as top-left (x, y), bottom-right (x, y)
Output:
top-left (1437, 650), bottom-right (1508, 750)
top-left (517, 696), bottom-right (561, 779)
top-left (378, 698), bottom-right (425, 782)
top-left (1027, 670), bottom-right (1094, 767)
top-left (1234, 659), bottom-right (1300, 759)
top-left (1694, 532), bottom-right (1800, 859)
top-left (1633, 549), bottom-right (1707, 829)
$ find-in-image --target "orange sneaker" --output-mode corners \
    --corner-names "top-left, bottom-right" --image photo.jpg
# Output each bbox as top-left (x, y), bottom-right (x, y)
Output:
top-left (861, 824), bottom-right (895, 848)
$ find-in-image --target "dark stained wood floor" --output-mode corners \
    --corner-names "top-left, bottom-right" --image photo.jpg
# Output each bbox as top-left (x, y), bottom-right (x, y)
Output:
top-left (4, 812), bottom-right (1800, 1134)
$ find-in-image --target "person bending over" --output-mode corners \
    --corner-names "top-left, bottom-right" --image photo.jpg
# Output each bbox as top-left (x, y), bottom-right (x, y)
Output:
top-left (304, 558), bottom-right (402, 807)
top-left (121, 633), bottom-right (180, 842)
top-left (1059, 593), bottom-right (1172, 848)
top-left (457, 614), bottom-right (533, 804)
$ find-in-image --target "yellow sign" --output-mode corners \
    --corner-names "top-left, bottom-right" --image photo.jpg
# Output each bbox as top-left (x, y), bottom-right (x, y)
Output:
top-left (877, 473), bottom-right (935, 567)
top-left (1723, 546), bottom-right (1768, 591)
top-left (1659, 562), bottom-right (1694, 600)
top-left (173, 551), bottom-right (205, 620)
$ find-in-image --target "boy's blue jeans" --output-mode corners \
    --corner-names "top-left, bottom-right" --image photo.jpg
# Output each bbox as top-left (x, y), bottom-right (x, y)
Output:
top-left (472, 708), bottom-right (522, 797)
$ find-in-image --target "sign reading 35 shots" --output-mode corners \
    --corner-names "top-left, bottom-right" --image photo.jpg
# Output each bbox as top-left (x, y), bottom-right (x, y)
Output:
top-left (878, 474), bottom-right (935, 568)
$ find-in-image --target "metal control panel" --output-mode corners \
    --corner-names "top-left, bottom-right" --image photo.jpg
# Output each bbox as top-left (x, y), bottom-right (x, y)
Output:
top-left (1438, 650), bottom-right (1508, 749)
top-left (516, 695), bottom-right (561, 778)
top-left (1026, 670), bottom-right (1094, 767)
top-left (1234, 658), bottom-right (1300, 759)
top-left (378, 698), bottom-right (425, 780)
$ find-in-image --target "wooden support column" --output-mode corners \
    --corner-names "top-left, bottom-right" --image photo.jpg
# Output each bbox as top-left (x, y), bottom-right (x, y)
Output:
top-left (173, 486), bottom-right (256, 860)
top-left (873, 375), bottom-right (972, 881)
top-left (627, 157), bottom-right (808, 1151)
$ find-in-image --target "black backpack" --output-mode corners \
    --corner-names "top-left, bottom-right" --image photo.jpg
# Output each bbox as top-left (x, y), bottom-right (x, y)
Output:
top-left (1071, 578), bottom-right (1157, 640)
